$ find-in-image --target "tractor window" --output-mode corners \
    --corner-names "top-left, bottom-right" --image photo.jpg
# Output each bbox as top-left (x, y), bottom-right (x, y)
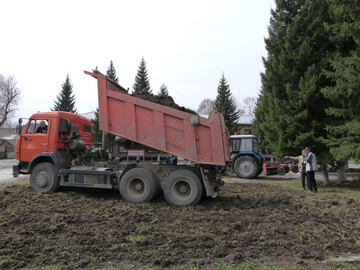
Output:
top-left (230, 139), bottom-right (240, 153)
top-left (252, 139), bottom-right (259, 153)
top-left (240, 139), bottom-right (252, 152)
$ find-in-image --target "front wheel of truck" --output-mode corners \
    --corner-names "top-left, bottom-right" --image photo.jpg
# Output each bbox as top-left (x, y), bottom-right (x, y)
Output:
top-left (163, 170), bottom-right (203, 206)
top-left (30, 163), bottom-right (60, 193)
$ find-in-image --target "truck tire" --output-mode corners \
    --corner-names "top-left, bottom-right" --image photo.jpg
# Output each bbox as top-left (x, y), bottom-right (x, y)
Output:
top-left (120, 168), bottom-right (160, 203)
top-left (234, 156), bottom-right (259, 179)
top-left (163, 170), bottom-right (203, 206)
top-left (30, 163), bottom-right (60, 193)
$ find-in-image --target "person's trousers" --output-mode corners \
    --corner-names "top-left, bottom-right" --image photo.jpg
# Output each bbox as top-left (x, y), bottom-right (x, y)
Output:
top-left (301, 171), bottom-right (307, 190)
top-left (307, 171), bottom-right (317, 191)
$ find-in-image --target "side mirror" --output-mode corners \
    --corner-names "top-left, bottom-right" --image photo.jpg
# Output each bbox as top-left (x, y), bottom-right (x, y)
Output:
top-left (17, 118), bottom-right (23, 135)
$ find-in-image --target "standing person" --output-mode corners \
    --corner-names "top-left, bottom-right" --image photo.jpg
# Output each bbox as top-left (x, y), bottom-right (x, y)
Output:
top-left (285, 150), bottom-right (307, 190)
top-left (172, 155), bottom-right (178, 165)
top-left (304, 147), bottom-right (318, 193)
top-left (166, 155), bottom-right (173, 165)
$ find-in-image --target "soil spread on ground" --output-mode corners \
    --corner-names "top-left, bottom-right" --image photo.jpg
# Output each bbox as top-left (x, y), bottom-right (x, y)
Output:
top-left (1, 180), bottom-right (360, 269)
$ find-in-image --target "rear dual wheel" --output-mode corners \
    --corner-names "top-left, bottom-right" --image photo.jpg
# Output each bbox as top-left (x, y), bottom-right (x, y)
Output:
top-left (120, 168), bottom-right (160, 203)
top-left (163, 170), bottom-right (203, 206)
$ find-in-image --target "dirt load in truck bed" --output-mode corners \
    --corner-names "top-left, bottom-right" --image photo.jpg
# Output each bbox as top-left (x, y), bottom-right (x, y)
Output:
top-left (132, 92), bottom-right (197, 115)
top-left (1, 178), bottom-right (360, 269)
top-left (93, 69), bottom-right (197, 115)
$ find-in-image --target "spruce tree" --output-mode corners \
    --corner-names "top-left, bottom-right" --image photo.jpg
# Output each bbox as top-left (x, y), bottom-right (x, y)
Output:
top-left (106, 60), bottom-right (119, 82)
top-left (214, 74), bottom-right (239, 134)
top-left (158, 83), bottom-right (169, 97)
top-left (92, 61), bottom-right (120, 147)
top-left (91, 109), bottom-right (102, 144)
top-left (322, 0), bottom-right (360, 162)
top-left (253, 0), bottom-right (334, 162)
top-left (132, 57), bottom-right (151, 94)
top-left (52, 75), bottom-right (78, 113)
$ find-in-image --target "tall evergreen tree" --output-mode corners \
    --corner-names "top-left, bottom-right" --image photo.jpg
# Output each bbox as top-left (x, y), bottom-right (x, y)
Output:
top-left (132, 57), bottom-right (151, 94)
top-left (91, 109), bottom-right (102, 144)
top-left (322, 0), bottom-right (360, 163)
top-left (52, 75), bottom-right (77, 113)
top-left (253, 0), bottom-right (334, 162)
top-left (106, 60), bottom-right (119, 82)
top-left (92, 61), bottom-right (120, 147)
top-left (214, 74), bottom-right (239, 134)
top-left (158, 83), bottom-right (169, 97)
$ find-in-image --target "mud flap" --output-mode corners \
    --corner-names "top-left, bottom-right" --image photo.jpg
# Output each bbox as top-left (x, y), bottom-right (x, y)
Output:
top-left (200, 167), bottom-right (224, 198)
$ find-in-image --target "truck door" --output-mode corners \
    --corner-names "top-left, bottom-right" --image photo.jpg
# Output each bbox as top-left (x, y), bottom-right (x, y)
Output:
top-left (18, 119), bottom-right (50, 162)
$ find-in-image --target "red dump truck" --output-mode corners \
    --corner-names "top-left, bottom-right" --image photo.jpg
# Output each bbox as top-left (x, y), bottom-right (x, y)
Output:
top-left (13, 71), bottom-right (230, 206)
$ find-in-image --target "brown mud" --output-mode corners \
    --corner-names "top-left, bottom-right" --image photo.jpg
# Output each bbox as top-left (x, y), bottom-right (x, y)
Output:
top-left (1, 180), bottom-right (360, 269)
top-left (131, 92), bottom-right (197, 115)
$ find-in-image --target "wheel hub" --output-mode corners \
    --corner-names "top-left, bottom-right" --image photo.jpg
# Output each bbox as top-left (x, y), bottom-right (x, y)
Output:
top-left (35, 172), bottom-right (49, 187)
top-left (130, 179), bottom-right (144, 194)
top-left (134, 182), bottom-right (143, 191)
top-left (179, 184), bottom-right (188, 194)
top-left (240, 161), bottom-right (253, 174)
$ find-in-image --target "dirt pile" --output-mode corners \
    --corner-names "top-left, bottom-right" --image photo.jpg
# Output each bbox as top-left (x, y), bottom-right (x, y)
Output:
top-left (92, 69), bottom-right (197, 115)
top-left (132, 92), bottom-right (197, 115)
top-left (1, 181), bottom-right (360, 269)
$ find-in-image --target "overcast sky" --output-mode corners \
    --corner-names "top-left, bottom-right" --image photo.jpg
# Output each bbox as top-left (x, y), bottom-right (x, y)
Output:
top-left (1, 0), bottom-right (275, 121)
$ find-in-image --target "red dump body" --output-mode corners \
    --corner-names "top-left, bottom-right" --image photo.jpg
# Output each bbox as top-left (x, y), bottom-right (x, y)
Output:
top-left (85, 71), bottom-right (230, 166)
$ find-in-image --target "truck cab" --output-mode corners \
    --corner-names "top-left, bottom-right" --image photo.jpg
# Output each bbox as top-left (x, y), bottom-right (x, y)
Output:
top-left (229, 135), bottom-right (264, 178)
top-left (13, 111), bottom-right (92, 191)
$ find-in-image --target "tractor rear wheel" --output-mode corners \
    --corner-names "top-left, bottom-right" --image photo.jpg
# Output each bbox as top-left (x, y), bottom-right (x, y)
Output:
top-left (234, 156), bottom-right (259, 179)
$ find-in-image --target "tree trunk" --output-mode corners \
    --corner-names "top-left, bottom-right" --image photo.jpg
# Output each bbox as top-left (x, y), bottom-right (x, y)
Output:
top-left (320, 164), bottom-right (330, 186)
top-left (336, 160), bottom-right (348, 184)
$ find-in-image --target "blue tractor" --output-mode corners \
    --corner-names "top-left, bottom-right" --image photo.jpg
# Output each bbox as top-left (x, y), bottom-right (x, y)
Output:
top-left (229, 135), bottom-right (264, 178)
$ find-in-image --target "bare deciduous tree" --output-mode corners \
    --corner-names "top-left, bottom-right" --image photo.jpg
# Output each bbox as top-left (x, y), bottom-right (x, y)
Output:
top-left (196, 98), bottom-right (215, 115)
top-left (0, 75), bottom-right (21, 127)
top-left (243, 97), bottom-right (257, 116)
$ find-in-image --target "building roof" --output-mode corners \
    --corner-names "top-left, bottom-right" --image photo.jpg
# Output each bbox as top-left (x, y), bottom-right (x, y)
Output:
top-left (0, 128), bottom-right (16, 138)
top-left (0, 129), bottom-right (18, 147)
top-left (238, 116), bottom-right (254, 125)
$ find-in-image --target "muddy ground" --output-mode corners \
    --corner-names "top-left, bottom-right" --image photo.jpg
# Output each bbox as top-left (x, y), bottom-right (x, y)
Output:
top-left (1, 176), bottom-right (360, 269)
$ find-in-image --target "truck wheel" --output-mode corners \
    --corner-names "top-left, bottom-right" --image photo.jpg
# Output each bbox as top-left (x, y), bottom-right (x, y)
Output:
top-left (163, 170), bottom-right (203, 206)
top-left (30, 163), bottom-right (60, 193)
top-left (234, 156), bottom-right (259, 179)
top-left (120, 168), bottom-right (160, 203)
